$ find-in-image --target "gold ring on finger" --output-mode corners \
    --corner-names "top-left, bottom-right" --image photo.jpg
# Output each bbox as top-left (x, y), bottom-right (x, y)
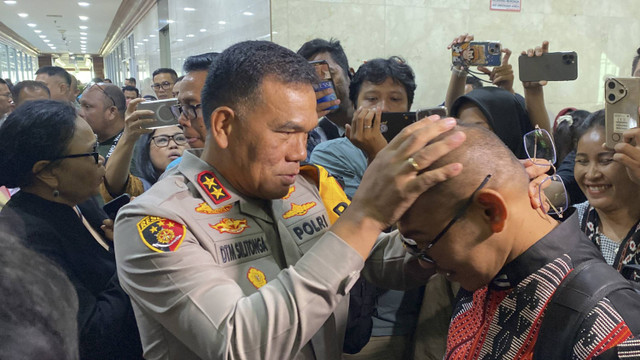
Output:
top-left (407, 157), bottom-right (420, 171)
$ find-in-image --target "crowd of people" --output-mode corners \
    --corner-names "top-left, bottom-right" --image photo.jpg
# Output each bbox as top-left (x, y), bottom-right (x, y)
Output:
top-left (0, 36), bottom-right (639, 360)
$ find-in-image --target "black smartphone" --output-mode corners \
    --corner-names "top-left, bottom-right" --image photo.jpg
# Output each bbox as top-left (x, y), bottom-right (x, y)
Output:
top-left (380, 112), bottom-right (416, 142)
top-left (416, 106), bottom-right (448, 120)
top-left (518, 52), bottom-right (578, 82)
top-left (103, 193), bottom-right (131, 220)
top-left (309, 60), bottom-right (339, 112)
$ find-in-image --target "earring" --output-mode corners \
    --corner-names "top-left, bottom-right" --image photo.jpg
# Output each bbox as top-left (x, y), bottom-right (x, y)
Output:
top-left (52, 189), bottom-right (60, 198)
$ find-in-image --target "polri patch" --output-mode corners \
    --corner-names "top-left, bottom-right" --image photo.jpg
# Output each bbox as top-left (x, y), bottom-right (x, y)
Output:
top-left (195, 202), bottom-right (232, 215)
top-left (283, 202), bottom-right (317, 219)
top-left (210, 218), bottom-right (249, 234)
top-left (197, 171), bottom-right (231, 204)
top-left (137, 216), bottom-right (186, 253)
top-left (247, 267), bottom-right (267, 289)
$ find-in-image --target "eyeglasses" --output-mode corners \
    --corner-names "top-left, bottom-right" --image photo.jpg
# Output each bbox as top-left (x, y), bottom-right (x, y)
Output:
top-left (0, 92), bottom-right (11, 99)
top-left (51, 142), bottom-right (100, 164)
top-left (87, 82), bottom-right (116, 107)
top-left (151, 133), bottom-right (188, 147)
top-left (523, 126), bottom-right (568, 217)
top-left (170, 103), bottom-right (202, 121)
top-left (151, 81), bottom-right (174, 90)
top-left (402, 174), bottom-right (492, 264)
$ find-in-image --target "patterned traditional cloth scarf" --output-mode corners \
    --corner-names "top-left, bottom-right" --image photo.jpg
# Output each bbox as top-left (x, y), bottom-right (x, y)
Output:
top-left (580, 204), bottom-right (640, 281)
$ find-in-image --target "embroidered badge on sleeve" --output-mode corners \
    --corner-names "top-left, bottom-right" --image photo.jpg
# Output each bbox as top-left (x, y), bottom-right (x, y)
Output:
top-left (197, 171), bottom-right (231, 204)
top-left (137, 216), bottom-right (186, 253)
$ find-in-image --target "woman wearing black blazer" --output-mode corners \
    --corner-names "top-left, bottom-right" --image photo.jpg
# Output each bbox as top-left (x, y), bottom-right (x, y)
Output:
top-left (0, 100), bottom-right (142, 360)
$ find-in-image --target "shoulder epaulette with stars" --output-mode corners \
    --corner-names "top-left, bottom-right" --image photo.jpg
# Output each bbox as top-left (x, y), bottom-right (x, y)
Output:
top-left (197, 171), bottom-right (231, 204)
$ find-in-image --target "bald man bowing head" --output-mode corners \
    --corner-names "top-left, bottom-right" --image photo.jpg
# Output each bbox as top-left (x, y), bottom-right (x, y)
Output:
top-left (398, 125), bottom-right (640, 360)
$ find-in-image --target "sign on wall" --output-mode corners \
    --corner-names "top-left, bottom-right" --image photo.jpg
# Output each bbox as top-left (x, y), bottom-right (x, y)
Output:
top-left (490, 0), bottom-right (521, 12)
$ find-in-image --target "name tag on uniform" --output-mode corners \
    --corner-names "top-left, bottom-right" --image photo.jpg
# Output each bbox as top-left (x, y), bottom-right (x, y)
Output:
top-left (215, 234), bottom-right (271, 266)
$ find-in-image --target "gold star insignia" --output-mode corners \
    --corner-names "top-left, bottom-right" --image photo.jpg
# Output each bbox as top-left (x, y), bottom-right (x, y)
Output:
top-left (157, 220), bottom-right (165, 227)
top-left (202, 177), bottom-right (217, 190)
top-left (150, 226), bottom-right (158, 233)
top-left (167, 221), bottom-right (175, 228)
top-left (211, 186), bottom-right (225, 199)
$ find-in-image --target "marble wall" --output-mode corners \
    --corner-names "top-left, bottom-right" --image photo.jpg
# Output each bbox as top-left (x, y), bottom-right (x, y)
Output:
top-left (271, 0), bottom-right (640, 116)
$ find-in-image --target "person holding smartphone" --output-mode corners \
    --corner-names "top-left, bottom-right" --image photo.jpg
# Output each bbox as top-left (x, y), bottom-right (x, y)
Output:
top-left (297, 38), bottom-right (354, 160)
top-left (311, 56), bottom-right (428, 360)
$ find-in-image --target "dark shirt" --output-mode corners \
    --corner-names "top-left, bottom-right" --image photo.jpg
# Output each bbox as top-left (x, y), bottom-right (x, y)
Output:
top-left (447, 214), bottom-right (640, 359)
top-left (0, 191), bottom-right (143, 360)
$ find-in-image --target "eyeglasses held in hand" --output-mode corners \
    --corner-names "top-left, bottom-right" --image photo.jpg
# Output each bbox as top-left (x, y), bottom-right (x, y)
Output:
top-left (523, 126), bottom-right (568, 217)
top-left (151, 133), bottom-right (188, 147)
top-left (401, 174), bottom-right (492, 264)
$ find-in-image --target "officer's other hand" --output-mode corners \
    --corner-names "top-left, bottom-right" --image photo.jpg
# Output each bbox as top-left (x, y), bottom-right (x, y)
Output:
top-left (351, 115), bottom-right (465, 230)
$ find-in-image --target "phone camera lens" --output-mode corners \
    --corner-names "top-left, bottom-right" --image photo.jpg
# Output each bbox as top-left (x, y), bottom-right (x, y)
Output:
top-left (608, 94), bottom-right (616, 102)
top-left (608, 81), bottom-right (616, 89)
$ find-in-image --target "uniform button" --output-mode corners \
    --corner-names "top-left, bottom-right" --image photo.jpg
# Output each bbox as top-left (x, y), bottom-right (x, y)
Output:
top-left (338, 270), bottom-right (361, 295)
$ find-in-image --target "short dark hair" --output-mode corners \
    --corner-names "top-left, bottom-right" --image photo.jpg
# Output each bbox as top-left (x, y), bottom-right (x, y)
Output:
top-left (183, 52), bottom-right (219, 73)
top-left (152, 68), bottom-right (178, 82)
top-left (633, 47), bottom-right (640, 75)
top-left (466, 76), bottom-right (483, 90)
top-left (35, 66), bottom-right (72, 86)
top-left (91, 77), bottom-right (104, 83)
top-left (574, 109), bottom-right (605, 144)
top-left (11, 81), bottom-right (51, 105)
top-left (0, 236), bottom-right (79, 360)
top-left (201, 40), bottom-right (316, 129)
top-left (349, 56), bottom-right (417, 109)
top-left (122, 85), bottom-right (139, 98)
top-left (0, 78), bottom-right (6, 85)
top-left (126, 77), bottom-right (137, 85)
top-left (297, 38), bottom-right (351, 79)
top-left (0, 100), bottom-right (77, 187)
top-left (176, 75), bottom-right (184, 82)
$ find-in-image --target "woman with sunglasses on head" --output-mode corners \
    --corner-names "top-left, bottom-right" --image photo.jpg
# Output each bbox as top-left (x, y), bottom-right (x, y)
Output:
top-left (573, 109), bottom-right (640, 281)
top-left (99, 98), bottom-right (189, 201)
top-left (0, 100), bottom-right (143, 359)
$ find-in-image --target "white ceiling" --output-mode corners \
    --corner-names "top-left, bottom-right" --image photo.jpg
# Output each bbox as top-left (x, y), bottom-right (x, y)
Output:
top-left (0, 0), bottom-right (121, 55)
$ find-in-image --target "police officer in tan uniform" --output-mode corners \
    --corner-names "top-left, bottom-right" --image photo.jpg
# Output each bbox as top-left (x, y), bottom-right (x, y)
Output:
top-left (114, 41), bottom-right (465, 360)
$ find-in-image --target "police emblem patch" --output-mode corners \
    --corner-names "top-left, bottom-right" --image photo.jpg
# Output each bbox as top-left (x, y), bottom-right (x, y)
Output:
top-left (197, 171), bottom-right (231, 204)
top-left (137, 216), bottom-right (186, 253)
top-left (283, 202), bottom-right (317, 219)
top-left (210, 218), bottom-right (249, 234)
top-left (282, 186), bottom-right (295, 200)
top-left (195, 202), bottom-right (232, 215)
top-left (247, 267), bottom-right (267, 289)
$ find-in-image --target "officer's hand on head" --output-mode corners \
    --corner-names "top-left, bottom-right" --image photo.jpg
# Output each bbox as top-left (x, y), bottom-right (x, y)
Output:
top-left (350, 115), bottom-right (465, 230)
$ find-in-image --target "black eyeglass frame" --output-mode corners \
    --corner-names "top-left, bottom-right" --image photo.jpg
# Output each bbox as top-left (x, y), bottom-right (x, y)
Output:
top-left (170, 103), bottom-right (202, 121)
top-left (151, 81), bottom-right (174, 90)
top-left (402, 174), bottom-right (492, 264)
top-left (51, 152), bottom-right (100, 164)
top-left (150, 133), bottom-right (188, 147)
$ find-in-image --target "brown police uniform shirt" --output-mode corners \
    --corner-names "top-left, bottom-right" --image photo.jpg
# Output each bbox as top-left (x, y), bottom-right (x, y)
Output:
top-left (114, 150), bottom-right (415, 360)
